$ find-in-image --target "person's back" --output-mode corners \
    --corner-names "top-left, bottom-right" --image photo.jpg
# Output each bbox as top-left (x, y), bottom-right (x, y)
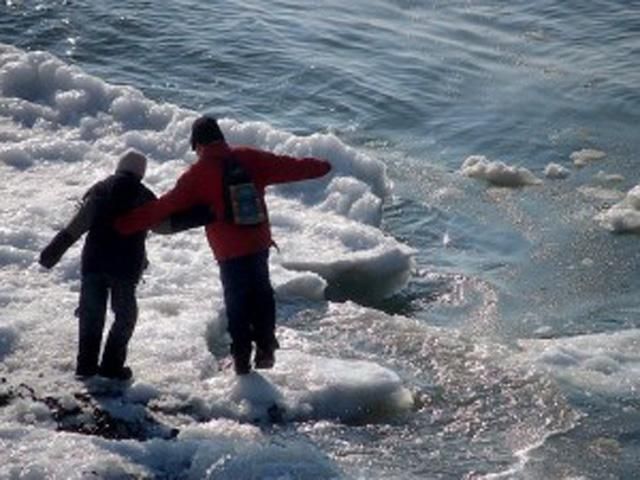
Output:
top-left (81, 171), bottom-right (154, 281)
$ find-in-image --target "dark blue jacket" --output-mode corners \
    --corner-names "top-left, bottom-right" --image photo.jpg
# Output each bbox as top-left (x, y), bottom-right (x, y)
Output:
top-left (81, 172), bottom-right (154, 280)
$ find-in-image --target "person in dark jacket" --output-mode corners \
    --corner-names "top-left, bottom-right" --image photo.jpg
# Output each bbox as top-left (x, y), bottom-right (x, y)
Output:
top-left (115, 117), bottom-right (332, 375)
top-left (40, 150), bottom-right (212, 380)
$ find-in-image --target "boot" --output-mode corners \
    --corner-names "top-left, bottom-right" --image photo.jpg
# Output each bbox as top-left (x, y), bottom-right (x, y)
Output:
top-left (231, 346), bottom-right (252, 375)
top-left (233, 354), bottom-right (251, 375)
top-left (254, 347), bottom-right (275, 369)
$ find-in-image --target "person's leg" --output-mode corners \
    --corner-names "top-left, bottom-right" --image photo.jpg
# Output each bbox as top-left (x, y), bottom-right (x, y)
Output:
top-left (76, 274), bottom-right (108, 377)
top-left (219, 256), bottom-right (254, 374)
top-left (250, 251), bottom-right (279, 368)
top-left (99, 277), bottom-right (137, 379)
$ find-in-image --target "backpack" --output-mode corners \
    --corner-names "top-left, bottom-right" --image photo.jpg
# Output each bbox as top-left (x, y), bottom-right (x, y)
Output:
top-left (222, 156), bottom-right (266, 226)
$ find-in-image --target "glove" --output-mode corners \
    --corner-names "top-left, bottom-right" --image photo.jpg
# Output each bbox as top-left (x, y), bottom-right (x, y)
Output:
top-left (39, 231), bottom-right (75, 269)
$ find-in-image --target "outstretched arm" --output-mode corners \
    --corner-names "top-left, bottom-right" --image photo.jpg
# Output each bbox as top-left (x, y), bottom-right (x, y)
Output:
top-left (115, 168), bottom-right (200, 235)
top-left (153, 204), bottom-right (216, 234)
top-left (39, 192), bottom-right (101, 269)
top-left (247, 149), bottom-right (332, 186)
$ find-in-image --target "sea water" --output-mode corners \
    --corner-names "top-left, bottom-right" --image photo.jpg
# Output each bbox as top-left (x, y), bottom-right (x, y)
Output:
top-left (1, 1), bottom-right (639, 479)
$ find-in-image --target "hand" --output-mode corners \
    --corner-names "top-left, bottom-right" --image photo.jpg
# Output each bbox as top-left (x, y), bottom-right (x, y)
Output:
top-left (39, 244), bottom-right (63, 269)
top-left (39, 231), bottom-right (74, 269)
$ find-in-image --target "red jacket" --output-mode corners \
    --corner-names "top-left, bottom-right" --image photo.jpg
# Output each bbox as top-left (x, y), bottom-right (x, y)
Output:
top-left (115, 142), bottom-right (331, 261)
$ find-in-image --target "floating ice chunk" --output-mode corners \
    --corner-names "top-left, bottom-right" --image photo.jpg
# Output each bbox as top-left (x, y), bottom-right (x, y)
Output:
top-left (271, 265), bottom-right (328, 301)
top-left (596, 184), bottom-right (640, 233)
top-left (519, 329), bottom-right (640, 398)
top-left (570, 148), bottom-right (606, 167)
top-left (289, 353), bottom-right (414, 423)
top-left (593, 170), bottom-right (625, 184)
top-left (544, 162), bottom-right (570, 179)
top-left (442, 230), bottom-right (451, 247)
top-left (203, 351), bottom-right (413, 424)
top-left (270, 198), bottom-right (414, 302)
top-left (281, 240), bottom-right (414, 303)
top-left (460, 155), bottom-right (542, 187)
top-left (581, 257), bottom-right (594, 267)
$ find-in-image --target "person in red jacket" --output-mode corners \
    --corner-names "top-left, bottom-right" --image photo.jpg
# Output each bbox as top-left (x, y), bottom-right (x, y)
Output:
top-left (115, 116), bottom-right (332, 375)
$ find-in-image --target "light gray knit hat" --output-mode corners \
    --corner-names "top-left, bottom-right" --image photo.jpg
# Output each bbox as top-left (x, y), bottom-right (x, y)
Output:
top-left (116, 150), bottom-right (147, 178)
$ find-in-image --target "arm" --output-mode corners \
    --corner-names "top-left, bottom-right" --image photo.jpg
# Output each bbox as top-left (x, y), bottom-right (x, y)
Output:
top-left (130, 185), bottom-right (215, 234)
top-left (115, 167), bottom-right (200, 235)
top-left (243, 149), bottom-right (331, 186)
top-left (153, 204), bottom-right (216, 234)
top-left (39, 190), bottom-right (102, 269)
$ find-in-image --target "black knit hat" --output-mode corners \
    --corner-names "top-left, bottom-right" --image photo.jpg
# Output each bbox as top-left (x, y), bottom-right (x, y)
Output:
top-left (190, 116), bottom-right (225, 151)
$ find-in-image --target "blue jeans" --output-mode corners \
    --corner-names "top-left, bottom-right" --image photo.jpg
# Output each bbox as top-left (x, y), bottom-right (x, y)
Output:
top-left (218, 250), bottom-right (278, 359)
top-left (76, 273), bottom-right (138, 375)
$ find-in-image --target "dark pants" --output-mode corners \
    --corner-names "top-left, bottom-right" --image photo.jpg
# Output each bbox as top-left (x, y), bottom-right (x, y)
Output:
top-left (219, 250), bottom-right (278, 359)
top-left (76, 273), bottom-right (138, 375)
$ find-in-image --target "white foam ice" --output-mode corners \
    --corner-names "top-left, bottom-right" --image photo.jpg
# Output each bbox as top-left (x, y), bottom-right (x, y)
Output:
top-left (517, 329), bottom-right (640, 399)
top-left (571, 148), bottom-right (606, 167)
top-left (460, 155), bottom-right (542, 187)
top-left (595, 184), bottom-right (640, 233)
top-left (0, 43), bottom-right (414, 478)
top-left (544, 162), bottom-right (570, 179)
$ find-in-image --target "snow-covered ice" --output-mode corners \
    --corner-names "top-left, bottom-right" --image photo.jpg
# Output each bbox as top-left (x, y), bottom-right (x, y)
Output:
top-left (0, 43), bottom-right (414, 478)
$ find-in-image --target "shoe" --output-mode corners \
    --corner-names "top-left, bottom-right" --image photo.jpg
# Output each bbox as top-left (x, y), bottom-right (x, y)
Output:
top-left (98, 366), bottom-right (133, 381)
top-left (230, 344), bottom-right (252, 376)
top-left (254, 347), bottom-right (275, 370)
top-left (233, 354), bottom-right (251, 375)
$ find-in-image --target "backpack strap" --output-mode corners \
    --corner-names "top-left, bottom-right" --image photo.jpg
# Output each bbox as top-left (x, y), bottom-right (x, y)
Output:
top-left (222, 155), bottom-right (239, 222)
